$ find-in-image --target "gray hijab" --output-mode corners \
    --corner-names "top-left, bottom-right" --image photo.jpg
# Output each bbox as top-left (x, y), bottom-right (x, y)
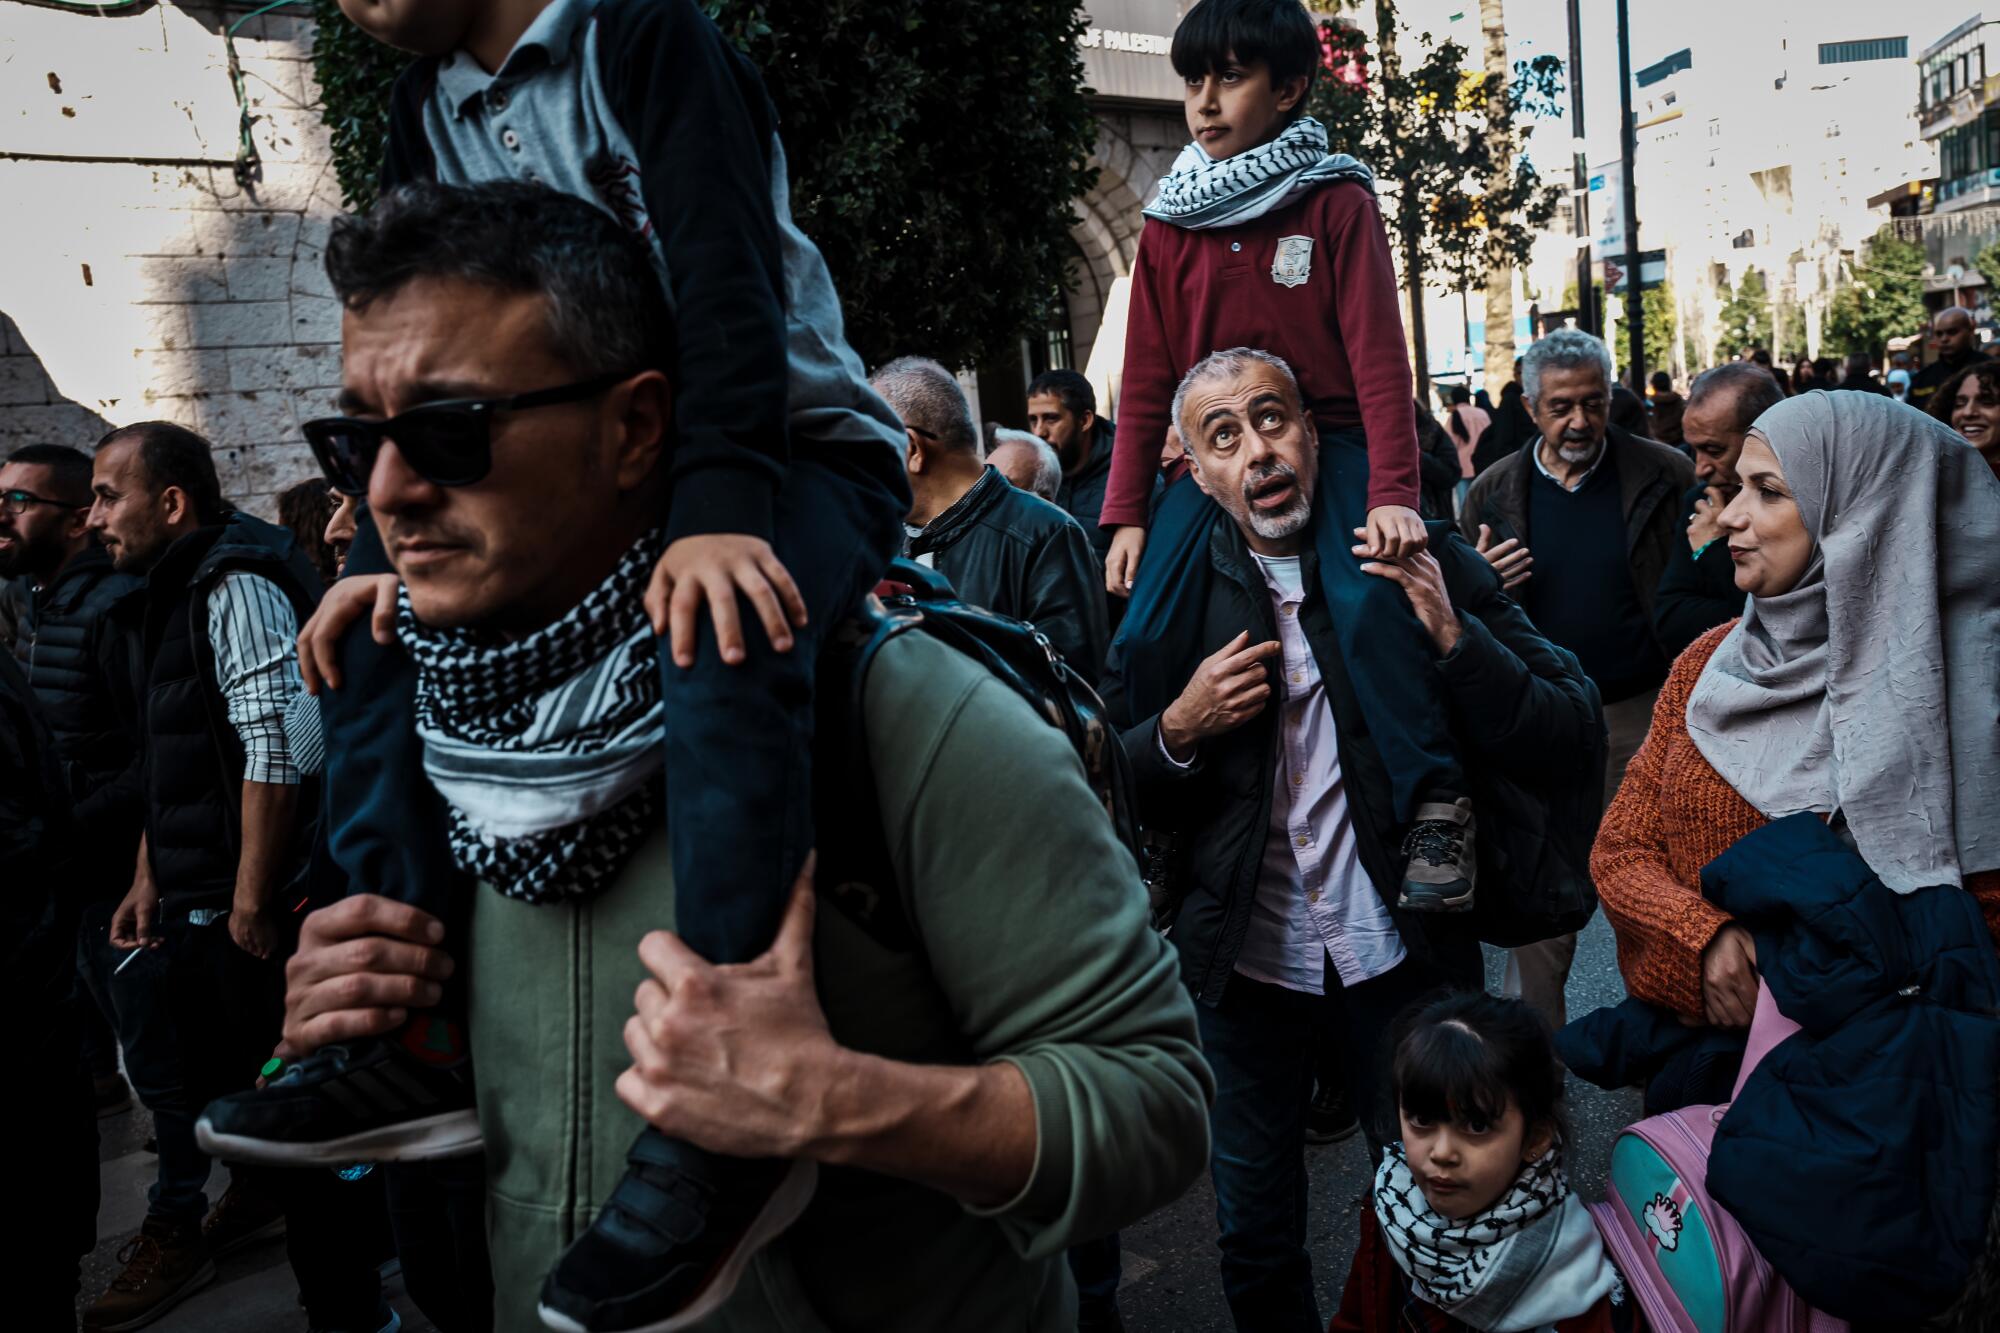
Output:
top-left (1686, 390), bottom-right (2000, 892)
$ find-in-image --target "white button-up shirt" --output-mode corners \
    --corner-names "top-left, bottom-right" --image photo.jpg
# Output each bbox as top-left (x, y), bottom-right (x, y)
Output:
top-left (1230, 554), bottom-right (1405, 993)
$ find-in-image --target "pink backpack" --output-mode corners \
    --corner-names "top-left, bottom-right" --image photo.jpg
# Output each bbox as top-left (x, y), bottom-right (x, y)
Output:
top-left (1587, 985), bottom-right (1849, 1333)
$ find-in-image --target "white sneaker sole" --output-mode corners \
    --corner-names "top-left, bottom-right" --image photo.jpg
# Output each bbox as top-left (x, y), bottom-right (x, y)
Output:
top-left (537, 1157), bottom-right (819, 1333)
top-left (194, 1107), bottom-right (484, 1166)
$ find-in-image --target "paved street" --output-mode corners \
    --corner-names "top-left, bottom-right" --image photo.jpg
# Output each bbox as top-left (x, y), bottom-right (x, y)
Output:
top-left (84, 916), bottom-right (1636, 1332)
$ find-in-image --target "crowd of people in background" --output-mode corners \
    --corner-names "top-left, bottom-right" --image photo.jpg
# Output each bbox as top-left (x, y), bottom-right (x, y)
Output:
top-left (6, 2), bottom-right (2000, 1333)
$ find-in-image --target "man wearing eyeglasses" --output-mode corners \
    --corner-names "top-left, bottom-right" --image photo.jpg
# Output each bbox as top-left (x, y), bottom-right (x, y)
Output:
top-left (1457, 328), bottom-right (1693, 1031)
top-left (2, 442), bottom-right (148, 1146)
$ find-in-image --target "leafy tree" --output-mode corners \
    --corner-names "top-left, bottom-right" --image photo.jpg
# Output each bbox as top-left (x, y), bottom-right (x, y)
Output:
top-left (1310, 3), bottom-right (1564, 401)
top-left (308, 0), bottom-right (1099, 371)
top-left (1976, 238), bottom-right (2000, 291)
top-left (1640, 283), bottom-right (1676, 377)
top-left (1716, 269), bottom-right (1773, 355)
top-left (1823, 226), bottom-right (1927, 357)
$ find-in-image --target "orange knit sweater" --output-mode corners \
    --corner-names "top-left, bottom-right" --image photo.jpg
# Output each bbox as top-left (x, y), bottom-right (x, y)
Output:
top-left (1590, 622), bottom-right (2000, 1020)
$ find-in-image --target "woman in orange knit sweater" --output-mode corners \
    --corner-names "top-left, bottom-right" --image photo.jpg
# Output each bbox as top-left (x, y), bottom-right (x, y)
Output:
top-left (1592, 390), bottom-right (2000, 1026)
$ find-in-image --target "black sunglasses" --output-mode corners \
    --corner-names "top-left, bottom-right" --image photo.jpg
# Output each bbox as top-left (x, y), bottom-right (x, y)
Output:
top-left (302, 370), bottom-right (636, 496)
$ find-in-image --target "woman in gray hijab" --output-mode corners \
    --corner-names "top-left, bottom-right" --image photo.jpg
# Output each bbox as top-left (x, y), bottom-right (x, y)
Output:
top-left (1591, 390), bottom-right (2000, 1031)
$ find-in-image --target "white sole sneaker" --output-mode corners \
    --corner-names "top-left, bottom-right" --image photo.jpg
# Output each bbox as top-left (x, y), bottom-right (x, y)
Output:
top-left (536, 1158), bottom-right (819, 1333)
top-left (194, 1106), bottom-right (484, 1167)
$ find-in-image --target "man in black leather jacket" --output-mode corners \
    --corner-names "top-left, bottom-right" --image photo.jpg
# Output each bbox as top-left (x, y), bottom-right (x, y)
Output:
top-left (874, 356), bottom-right (1111, 676)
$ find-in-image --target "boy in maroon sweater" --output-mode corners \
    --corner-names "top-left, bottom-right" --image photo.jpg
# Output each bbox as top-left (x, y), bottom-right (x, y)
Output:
top-left (1104, 0), bottom-right (1476, 911)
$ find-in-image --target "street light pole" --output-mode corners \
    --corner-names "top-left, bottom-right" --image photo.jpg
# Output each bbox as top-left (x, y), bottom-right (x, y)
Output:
top-left (1616, 0), bottom-right (1644, 386)
top-left (1566, 0), bottom-right (1594, 336)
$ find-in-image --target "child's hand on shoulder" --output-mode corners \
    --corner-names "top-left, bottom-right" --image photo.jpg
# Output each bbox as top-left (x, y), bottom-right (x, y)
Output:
top-left (646, 534), bottom-right (807, 668)
top-left (298, 574), bottom-right (400, 694)
top-left (1357, 504), bottom-right (1427, 560)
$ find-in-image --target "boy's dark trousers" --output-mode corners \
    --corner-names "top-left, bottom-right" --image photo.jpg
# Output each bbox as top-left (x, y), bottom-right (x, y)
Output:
top-left (324, 449), bottom-right (904, 983)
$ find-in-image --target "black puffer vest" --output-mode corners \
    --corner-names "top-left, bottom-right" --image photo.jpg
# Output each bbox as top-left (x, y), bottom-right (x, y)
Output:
top-left (6, 548), bottom-right (140, 838)
top-left (113, 513), bottom-right (322, 911)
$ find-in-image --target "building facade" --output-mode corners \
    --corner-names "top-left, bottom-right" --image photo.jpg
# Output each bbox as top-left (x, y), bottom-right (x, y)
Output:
top-left (1616, 10), bottom-right (1932, 367)
top-left (1908, 15), bottom-right (2000, 321)
top-left (0, 0), bottom-right (343, 516)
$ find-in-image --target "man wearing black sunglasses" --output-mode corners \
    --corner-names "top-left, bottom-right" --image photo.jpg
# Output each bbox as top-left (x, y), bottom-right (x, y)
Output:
top-left (201, 182), bottom-right (1212, 1333)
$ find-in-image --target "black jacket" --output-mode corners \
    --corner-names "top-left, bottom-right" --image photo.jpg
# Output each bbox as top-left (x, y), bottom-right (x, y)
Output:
top-left (1054, 418), bottom-right (1117, 566)
top-left (1910, 349), bottom-right (1982, 414)
top-left (1458, 425), bottom-right (1695, 644)
top-left (3, 547), bottom-right (143, 886)
top-left (0, 649), bottom-right (81, 1031)
top-left (107, 513), bottom-right (321, 911)
top-left (1472, 389), bottom-right (1535, 474)
top-left (1101, 519), bottom-right (1602, 1006)
top-left (1651, 484), bottom-right (1743, 659)
top-left (910, 467), bottom-right (1111, 679)
top-left (1415, 399), bottom-right (1462, 520)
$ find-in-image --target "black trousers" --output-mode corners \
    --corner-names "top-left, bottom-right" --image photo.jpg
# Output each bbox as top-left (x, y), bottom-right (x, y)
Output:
top-left (161, 915), bottom-right (387, 1325)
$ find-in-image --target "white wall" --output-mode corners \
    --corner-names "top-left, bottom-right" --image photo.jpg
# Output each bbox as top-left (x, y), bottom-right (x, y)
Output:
top-left (0, 1), bottom-right (343, 516)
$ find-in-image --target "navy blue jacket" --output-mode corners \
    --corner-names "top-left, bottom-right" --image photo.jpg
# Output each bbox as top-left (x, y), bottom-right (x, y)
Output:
top-left (1565, 814), bottom-right (2000, 1321)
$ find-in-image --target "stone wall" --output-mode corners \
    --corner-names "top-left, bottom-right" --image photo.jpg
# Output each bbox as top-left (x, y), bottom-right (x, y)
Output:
top-left (0, 0), bottom-right (341, 517)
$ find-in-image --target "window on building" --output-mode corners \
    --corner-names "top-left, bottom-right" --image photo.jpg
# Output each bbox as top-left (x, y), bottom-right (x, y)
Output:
top-left (1819, 36), bottom-right (1908, 64)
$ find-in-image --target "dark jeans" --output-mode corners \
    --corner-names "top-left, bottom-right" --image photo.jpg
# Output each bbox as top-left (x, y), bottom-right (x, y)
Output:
top-left (22, 1001), bottom-right (97, 1330)
top-left (160, 914), bottom-right (385, 1325)
top-left (386, 1158), bottom-right (494, 1333)
top-left (325, 454), bottom-right (901, 959)
top-left (1196, 959), bottom-right (1449, 1333)
top-left (1067, 1232), bottom-right (1122, 1318)
top-left (76, 898), bottom-right (209, 1224)
top-left (1139, 431), bottom-right (1464, 822)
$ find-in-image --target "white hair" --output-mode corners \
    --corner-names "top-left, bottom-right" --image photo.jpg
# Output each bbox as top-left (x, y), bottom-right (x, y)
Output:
top-left (1170, 347), bottom-right (1306, 450)
top-left (1522, 328), bottom-right (1613, 404)
top-left (988, 428), bottom-right (1061, 501)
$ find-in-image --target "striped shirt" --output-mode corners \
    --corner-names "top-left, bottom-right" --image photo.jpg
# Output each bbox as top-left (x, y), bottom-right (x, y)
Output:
top-left (205, 572), bottom-right (308, 785)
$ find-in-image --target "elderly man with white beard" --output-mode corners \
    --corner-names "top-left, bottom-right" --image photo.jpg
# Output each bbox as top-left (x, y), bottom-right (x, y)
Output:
top-left (1458, 328), bottom-right (1693, 1030)
top-left (1100, 346), bottom-right (1600, 1332)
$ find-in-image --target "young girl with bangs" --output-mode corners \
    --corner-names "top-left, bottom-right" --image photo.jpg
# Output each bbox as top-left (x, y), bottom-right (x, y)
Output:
top-left (1332, 992), bottom-right (1631, 1333)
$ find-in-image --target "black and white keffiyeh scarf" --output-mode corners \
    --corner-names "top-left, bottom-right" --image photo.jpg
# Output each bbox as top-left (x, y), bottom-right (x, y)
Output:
top-left (1374, 1143), bottom-right (1620, 1332)
top-left (398, 529), bottom-right (667, 905)
top-left (1143, 115), bottom-right (1375, 230)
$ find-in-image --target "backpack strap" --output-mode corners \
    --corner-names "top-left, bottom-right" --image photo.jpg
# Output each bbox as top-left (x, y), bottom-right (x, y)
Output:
top-left (812, 598), bottom-right (925, 953)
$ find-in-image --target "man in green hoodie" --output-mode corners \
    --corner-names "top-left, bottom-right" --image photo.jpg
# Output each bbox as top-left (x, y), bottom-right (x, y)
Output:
top-left (268, 180), bottom-right (1213, 1333)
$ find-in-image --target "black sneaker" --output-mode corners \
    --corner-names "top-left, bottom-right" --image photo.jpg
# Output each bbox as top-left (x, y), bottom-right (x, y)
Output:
top-left (537, 1130), bottom-right (816, 1333)
top-left (195, 1023), bottom-right (481, 1167)
top-left (1398, 797), bottom-right (1476, 913)
top-left (1303, 1082), bottom-right (1360, 1146)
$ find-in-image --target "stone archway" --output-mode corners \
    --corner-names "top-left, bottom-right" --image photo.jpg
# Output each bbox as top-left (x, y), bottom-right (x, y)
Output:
top-left (1068, 111), bottom-right (1181, 416)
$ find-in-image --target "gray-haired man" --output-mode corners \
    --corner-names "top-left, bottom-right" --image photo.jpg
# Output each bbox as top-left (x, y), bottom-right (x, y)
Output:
top-left (876, 357), bottom-right (1111, 676)
top-left (1459, 328), bottom-right (1692, 1027)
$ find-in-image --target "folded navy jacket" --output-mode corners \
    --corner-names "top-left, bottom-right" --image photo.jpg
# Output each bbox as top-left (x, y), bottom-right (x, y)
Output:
top-left (1562, 813), bottom-right (2000, 1321)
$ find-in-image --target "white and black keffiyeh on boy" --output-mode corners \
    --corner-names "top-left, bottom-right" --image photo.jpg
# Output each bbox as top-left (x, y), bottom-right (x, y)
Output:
top-left (398, 529), bottom-right (667, 905)
top-left (1143, 115), bottom-right (1375, 231)
top-left (1374, 1143), bottom-right (1620, 1333)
